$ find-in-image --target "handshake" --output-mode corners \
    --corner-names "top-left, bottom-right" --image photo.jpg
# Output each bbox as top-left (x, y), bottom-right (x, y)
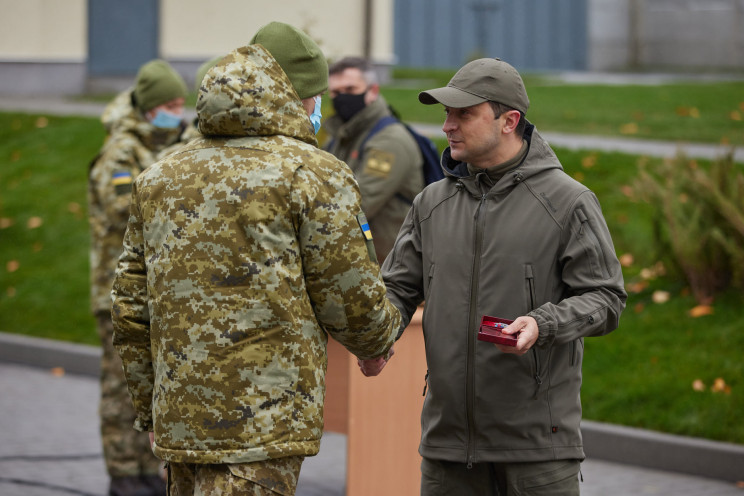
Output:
top-left (357, 346), bottom-right (395, 377)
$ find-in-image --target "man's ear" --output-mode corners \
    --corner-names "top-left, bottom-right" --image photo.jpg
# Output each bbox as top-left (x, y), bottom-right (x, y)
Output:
top-left (365, 83), bottom-right (381, 105)
top-left (502, 110), bottom-right (522, 134)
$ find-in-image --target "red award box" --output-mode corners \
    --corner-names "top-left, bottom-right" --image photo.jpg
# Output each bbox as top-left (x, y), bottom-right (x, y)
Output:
top-left (477, 315), bottom-right (518, 347)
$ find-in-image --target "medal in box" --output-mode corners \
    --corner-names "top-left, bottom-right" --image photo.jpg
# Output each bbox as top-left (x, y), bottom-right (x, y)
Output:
top-left (477, 315), bottom-right (519, 347)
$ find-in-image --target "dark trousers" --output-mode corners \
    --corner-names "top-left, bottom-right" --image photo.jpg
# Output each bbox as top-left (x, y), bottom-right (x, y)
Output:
top-left (421, 457), bottom-right (581, 496)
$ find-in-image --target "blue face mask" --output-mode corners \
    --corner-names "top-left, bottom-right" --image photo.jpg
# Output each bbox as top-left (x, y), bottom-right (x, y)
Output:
top-left (309, 96), bottom-right (322, 134)
top-left (150, 109), bottom-right (183, 129)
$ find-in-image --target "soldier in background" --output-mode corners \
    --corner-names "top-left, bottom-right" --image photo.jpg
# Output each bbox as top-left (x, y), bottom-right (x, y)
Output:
top-left (111, 22), bottom-right (400, 494)
top-left (323, 56), bottom-right (424, 263)
top-left (88, 59), bottom-right (187, 496)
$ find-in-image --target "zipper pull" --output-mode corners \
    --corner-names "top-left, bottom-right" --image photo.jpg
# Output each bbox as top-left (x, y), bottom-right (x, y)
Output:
top-left (533, 373), bottom-right (543, 399)
top-left (422, 371), bottom-right (429, 396)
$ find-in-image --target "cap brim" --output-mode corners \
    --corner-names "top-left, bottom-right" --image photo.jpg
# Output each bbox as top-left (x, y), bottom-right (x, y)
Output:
top-left (418, 86), bottom-right (488, 108)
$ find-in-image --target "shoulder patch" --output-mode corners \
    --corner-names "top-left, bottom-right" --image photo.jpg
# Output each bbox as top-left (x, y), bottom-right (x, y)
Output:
top-left (357, 213), bottom-right (373, 241)
top-left (362, 149), bottom-right (394, 178)
top-left (112, 170), bottom-right (133, 195)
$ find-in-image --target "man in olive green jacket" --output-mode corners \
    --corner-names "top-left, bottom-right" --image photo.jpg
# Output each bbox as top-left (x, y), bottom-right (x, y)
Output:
top-left (324, 57), bottom-right (424, 263)
top-left (363, 58), bottom-right (627, 495)
top-left (112, 22), bottom-right (400, 495)
top-left (89, 59), bottom-right (187, 496)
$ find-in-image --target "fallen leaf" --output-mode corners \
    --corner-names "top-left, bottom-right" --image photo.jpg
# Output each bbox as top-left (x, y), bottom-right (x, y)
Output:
top-left (620, 185), bottom-right (635, 198)
top-left (632, 111), bottom-right (644, 121)
top-left (33, 242), bottom-right (43, 252)
top-left (50, 367), bottom-right (65, 377)
top-left (711, 377), bottom-right (727, 393)
top-left (689, 107), bottom-right (700, 118)
top-left (572, 171), bottom-right (585, 182)
top-left (730, 111), bottom-right (742, 121)
top-left (676, 106), bottom-right (690, 117)
top-left (689, 305), bottom-right (714, 318)
top-left (68, 202), bottom-right (81, 214)
top-left (634, 302), bottom-right (645, 313)
top-left (27, 216), bottom-right (43, 229)
top-left (652, 290), bottom-right (670, 304)
top-left (692, 379), bottom-right (705, 392)
top-left (616, 213), bottom-right (629, 224)
top-left (736, 480), bottom-right (744, 488)
top-left (11, 150), bottom-right (21, 161)
top-left (0, 218), bottom-right (13, 229)
top-left (35, 116), bottom-right (49, 128)
top-left (678, 192), bottom-right (689, 204)
top-left (740, 102), bottom-right (744, 112)
top-left (619, 253), bottom-right (634, 267)
top-left (6, 287), bottom-right (16, 297)
top-left (627, 281), bottom-right (649, 293)
top-left (581, 155), bottom-right (597, 168)
top-left (620, 122), bottom-right (639, 135)
top-left (6, 260), bottom-right (20, 273)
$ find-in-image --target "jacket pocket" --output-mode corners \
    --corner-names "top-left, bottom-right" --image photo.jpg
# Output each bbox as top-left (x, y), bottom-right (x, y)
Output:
top-left (573, 208), bottom-right (611, 280)
top-left (524, 264), bottom-right (536, 311)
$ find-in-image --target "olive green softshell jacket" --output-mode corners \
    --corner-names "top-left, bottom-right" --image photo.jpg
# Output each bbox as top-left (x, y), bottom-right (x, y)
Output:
top-left (382, 124), bottom-right (627, 464)
top-left (112, 44), bottom-right (401, 464)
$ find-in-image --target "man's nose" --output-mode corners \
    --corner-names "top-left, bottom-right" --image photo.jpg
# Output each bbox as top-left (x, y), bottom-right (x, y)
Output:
top-left (442, 115), bottom-right (456, 133)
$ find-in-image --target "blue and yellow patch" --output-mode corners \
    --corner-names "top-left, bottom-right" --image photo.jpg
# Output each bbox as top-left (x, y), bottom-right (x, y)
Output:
top-left (357, 213), bottom-right (373, 241)
top-left (112, 170), bottom-right (133, 195)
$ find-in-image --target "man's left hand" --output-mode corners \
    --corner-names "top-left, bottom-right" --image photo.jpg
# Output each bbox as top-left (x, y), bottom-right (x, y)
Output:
top-left (496, 316), bottom-right (538, 355)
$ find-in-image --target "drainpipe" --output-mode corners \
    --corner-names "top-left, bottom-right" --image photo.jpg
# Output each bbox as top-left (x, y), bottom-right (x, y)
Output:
top-left (363, 0), bottom-right (373, 59)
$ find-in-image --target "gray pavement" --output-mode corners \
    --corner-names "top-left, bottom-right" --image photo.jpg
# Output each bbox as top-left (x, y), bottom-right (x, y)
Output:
top-left (1, 334), bottom-right (743, 496)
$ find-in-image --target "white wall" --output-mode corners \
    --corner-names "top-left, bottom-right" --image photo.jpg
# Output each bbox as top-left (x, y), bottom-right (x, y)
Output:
top-left (160, 0), bottom-right (395, 63)
top-left (0, 0), bottom-right (86, 60)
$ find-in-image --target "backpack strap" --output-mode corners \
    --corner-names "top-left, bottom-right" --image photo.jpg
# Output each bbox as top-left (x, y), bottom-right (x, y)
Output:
top-left (359, 115), bottom-right (399, 151)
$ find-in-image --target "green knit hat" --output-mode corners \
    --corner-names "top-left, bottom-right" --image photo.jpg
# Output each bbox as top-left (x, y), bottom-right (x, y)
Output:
top-left (133, 59), bottom-right (188, 112)
top-left (249, 21), bottom-right (328, 99)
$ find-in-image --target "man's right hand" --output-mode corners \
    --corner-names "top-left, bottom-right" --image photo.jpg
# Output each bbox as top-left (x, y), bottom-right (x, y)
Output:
top-left (357, 347), bottom-right (395, 376)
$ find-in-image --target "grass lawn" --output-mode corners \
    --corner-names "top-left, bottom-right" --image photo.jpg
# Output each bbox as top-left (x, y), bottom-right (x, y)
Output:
top-left (385, 69), bottom-right (744, 146)
top-left (1, 81), bottom-right (743, 446)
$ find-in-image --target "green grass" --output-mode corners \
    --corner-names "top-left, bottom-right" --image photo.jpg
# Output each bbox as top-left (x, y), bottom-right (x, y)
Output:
top-left (0, 113), bottom-right (103, 345)
top-left (2, 81), bottom-right (743, 445)
top-left (384, 71), bottom-right (744, 146)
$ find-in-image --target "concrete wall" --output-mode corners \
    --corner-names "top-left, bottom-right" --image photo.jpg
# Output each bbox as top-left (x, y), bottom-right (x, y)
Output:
top-left (588, 0), bottom-right (744, 71)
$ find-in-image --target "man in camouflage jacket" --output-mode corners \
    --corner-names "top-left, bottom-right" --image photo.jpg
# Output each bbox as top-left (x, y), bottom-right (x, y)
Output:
top-left (89, 59), bottom-right (187, 496)
top-left (111, 22), bottom-right (400, 494)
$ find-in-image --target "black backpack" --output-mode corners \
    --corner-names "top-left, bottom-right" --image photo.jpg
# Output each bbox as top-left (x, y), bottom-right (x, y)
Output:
top-left (359, 115), bottom-right (445, 187)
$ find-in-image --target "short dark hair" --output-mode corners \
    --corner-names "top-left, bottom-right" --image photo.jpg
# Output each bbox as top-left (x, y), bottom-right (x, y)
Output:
top-left (489, 101), bottom-right (526, 138)
top-left (328, 56), bottom-right (378, 84)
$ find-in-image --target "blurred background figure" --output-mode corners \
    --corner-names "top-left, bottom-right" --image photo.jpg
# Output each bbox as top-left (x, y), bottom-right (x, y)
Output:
top-left (88, 58), bottom-right (187, 496)
top-left (323, 56), bottom-right (424, 263)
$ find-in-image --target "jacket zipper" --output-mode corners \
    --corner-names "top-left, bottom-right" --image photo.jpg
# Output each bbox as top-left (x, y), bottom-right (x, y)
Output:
top-left (525, 264), bottom-right (542, 399)
top-left (466, 191), bottom-right (487, 468)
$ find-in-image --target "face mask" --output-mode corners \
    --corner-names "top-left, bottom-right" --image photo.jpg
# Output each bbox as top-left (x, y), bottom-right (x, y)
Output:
top-left (332, 91), bottom-right (367, 122)
top-left (150, 109), bottom-right (183, 129)
top-left (309, 96), bottom-right (322, 134)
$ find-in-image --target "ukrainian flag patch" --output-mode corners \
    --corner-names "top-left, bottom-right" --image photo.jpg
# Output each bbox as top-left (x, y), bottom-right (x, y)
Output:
top-left (112, 170), bottom-right (133, 186)
top-left (357, 213), bottom-right (373, 241)
top-left (112, 170), bottom-right (133, 195)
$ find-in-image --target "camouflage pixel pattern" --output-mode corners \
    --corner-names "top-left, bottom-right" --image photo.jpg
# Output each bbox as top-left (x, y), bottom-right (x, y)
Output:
top-left (112, 44), bottom-right (401, 465)
top-left (100, 87), bottom-right (134, 135)
top-left (97, 314), bottom-right (162, 477)
top-left (88, 108), bottom-right (182, 313)
top-left (168, 455), bottom-right (304, 495)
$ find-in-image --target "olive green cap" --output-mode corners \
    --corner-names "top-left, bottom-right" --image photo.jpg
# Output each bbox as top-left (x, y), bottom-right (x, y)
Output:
top-left (249, 21), bottom-right (328, 99)
top-left (419, 58), bottom-right (529, 113)
top-left (133, 59), bottom-right (188, 112)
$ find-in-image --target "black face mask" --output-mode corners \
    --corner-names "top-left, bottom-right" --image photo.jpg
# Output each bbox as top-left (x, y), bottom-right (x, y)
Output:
top-left (332, 92), bottom-right (367, 122)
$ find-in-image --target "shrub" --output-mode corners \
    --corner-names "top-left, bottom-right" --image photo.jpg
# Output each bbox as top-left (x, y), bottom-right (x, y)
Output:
top-left (634, 152), bottom-right (744, 303)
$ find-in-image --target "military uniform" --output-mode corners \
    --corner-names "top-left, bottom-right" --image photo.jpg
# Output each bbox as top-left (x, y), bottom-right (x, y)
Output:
top-left (111, 41), bottom-right (400, 483)
top-left (88, 106), bottom-right (182, 484)
top-left (324, 96), bottom-right (424, 262)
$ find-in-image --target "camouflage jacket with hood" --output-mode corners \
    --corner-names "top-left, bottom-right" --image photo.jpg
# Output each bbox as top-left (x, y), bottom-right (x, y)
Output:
top-left (111, 44), bottom-right (401, 464)
top-left (88, 105), bottom-right (182, 314)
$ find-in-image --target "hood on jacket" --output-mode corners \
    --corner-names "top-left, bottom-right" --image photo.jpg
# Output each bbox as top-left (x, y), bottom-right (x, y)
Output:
top-left (440, 122), bottom-right (562, 189)
top-left (196, 44), bottom-right (317, 146)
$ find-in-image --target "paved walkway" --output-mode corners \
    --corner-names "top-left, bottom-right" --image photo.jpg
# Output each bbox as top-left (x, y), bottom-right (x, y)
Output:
top-left (1, 94), bottom-right (742, 163)
top-left (1, 360), bottom-right (743, 496)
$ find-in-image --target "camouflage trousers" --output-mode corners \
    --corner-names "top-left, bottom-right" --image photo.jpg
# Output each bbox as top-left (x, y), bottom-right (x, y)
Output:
top-left (167, 456), bottom-right (305, 495)
top-left (97, 312), bottom-right (162, 477)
